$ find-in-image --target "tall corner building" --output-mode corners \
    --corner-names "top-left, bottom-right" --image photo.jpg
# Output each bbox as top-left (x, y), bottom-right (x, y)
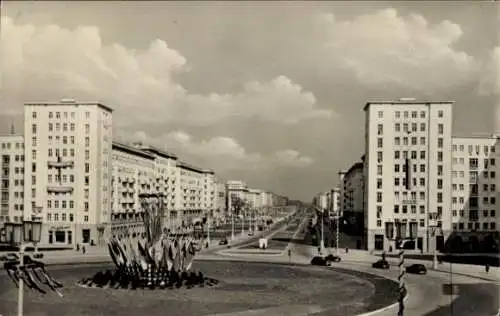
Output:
top-left (364, 99), bottom-right (453, 252)
top-left (24, 99), bottom-right (113, 246)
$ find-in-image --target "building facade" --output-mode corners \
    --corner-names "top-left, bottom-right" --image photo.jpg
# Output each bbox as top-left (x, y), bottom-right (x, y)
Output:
top-left (0, 136), bottom-right (25, 225)
top-left (447, 135), bottom-right (500, 252)
top-left (110, 141), bottom-right (155, 238)
top-left (226, 180), bottom-right (248, 214)
top-left (24, 99), bottom-right (113, 247)
top-left (364, 100), bottom-right (453, 252)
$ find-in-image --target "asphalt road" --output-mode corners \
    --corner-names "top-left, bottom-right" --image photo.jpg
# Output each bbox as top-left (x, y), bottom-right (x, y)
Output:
top-left (0, 260), bottom-right (398, 316)
top-left (292, 241), bottom-right (499, 316)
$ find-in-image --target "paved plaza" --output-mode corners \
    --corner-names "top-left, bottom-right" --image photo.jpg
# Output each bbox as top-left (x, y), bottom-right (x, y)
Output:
top-left (0, 260), bottom-right (398, 316)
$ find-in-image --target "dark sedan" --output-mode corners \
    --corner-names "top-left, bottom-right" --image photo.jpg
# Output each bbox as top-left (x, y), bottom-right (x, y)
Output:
top-left (405, 264), bottom-right (427, 274)
top-left (372, 259), bottom-right (390, 269)
top-left (311, 256), bottom-right (332, 266)
top-left (219, 238), bottom-right (229, 246)
top-left (325, 254), bottom-right (341, 262)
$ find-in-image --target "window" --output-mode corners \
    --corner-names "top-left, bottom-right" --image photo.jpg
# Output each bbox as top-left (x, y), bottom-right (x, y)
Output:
top-left (437, 165), bottom-right (443, 176)
top-left (84, 215), bottom-right (89, 222)
top-left (437, 193), bottom-right (443, 203)
top-left (62, 200), bottom-right (67, 208)
top-left (85, 124), bottom-right (90, 133)
top-left (69, 214), bottom-right (74, 222)
top-left (438, 110), bottom-right (443, 118)
top-left (404, 111), bottom-right (408, 118)
top-left (377, 192), bottom-right (382, 203)
top-left (395, 137), bottom-right (400, 145)
top-left (411, 111), bottom-right (417, 118)
top-left (419, 219), bottom-right (425, 227)
top-left (420, 178), bottom-right (425, 186)
top-left (437, 151), bottom-right (443, 162)
top-left (85, 150), bottom-right (90, 160)
top-left (32, 137), bottom-right (37, 147)
top-left (32, 163), bottom-right (36, 173)
top-left (377, 178), bottom-right (382, 189)
top-left (420, 123), bottom-right (426, 132)
top-left (70, 123), bottom-right (75, 131)
top-left (420, 164), bottom-right (425, 173)
top-left (85, 137), bottom-right (90, 147)
top-left (420, 151), bottom-right (426, 159)
top-left (412, 123), bottom-right (417, 132)
top-left (85, 163), bottom-right (90, 173)
top-left (394, 205), bottom-right (400, 213)
top-left (56, 112), bottom-right (60, 119)
top-left (377, 138), bottom-right (383, 148)
top-left (377, 124), bottom-right (383, 135)
top-left (437, 138), bottom-right (443, 148)
top-left (378, 111), bottom-right (383, 118)
top-left (32, 111), bottom-right (37, 119)
top-left (84, 202), bottom-right (89, 211)
top-left (70, 149), bottom-right (75, 157)
top-left (395, 164), bottom-right (400, 172)
top-left (437, 179), bottom-right (443, 189)
top-left (438, 124), bottom-right (444, 134)
top-left (70, 136), bottom-right (75, 144)
top-left (395, 123), bottom-right (400, 132)
top-left (395, 111), bottom-right (400, 118)
top-left (402, 205), bottom-right (407, 214)
top-left (394, 178), bottom-right (400, 186)
top-left (377, 165), bottom-right (383, 176)
top-left (491, 171), bottom-right (496, 179)
top-left (420, 137), bottom-right (426, 145)
top-left (85, 176), bottom-right (89, 186)
top-left (403, 123), bottom-right (409, 132)
top-left (86, 111), bottom-right (90, 118)
top-left (377, 151), bottom-right (383, 163)
top-left (395, 151), bottom-right (400, 159)
top-left (411, 137), bottom-right (417, 145)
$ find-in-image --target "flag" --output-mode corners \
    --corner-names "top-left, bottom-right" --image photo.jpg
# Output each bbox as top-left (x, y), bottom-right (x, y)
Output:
top-left (405, 158), bottom-right (412, 190)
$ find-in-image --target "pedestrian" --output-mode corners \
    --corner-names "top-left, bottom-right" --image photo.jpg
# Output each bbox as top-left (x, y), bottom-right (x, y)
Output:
top-left (485, 263), bottom-right (490, 273)
top-left (288, 248), bottom-right (292, 263)
top-left (345, 247), bottom-right (349, 254)
top-left (82, 245), bottom-right (86, 254)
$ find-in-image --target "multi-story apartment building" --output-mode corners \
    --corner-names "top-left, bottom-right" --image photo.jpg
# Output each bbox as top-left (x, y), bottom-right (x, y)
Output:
top-left (24, 99), bottom-right (113, 247)
top-left (214, 179), bottom-right (227, 220)
top-left (226, 180), bottom-right (248, 214)
top-left (364, 99), bottom-right (453, 252)
top-left (247, 188), bottom-right (262, 209)
top-left (202, 170), bottom-right (216, 217)
top-left (448, 134), bottom-right (499, 251)
top-left (138, 145), bottom-right (179, 226)
top-left (0, 136), bottom-right (25, 225)
top-left (177, 161), bottom-right (205, 225)
top-left (343, 162), bottom-right (364, 214)
top-left (110, 141), bottom-right (155, 238)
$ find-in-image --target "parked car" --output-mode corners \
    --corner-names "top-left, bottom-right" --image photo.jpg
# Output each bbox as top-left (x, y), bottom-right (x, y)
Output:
top-left (325, 254), bottom-right (341, 262)
top-left (405, 264), bottom-right (427, 274)
top-left (310, 256), bottom-right (332, 266)
top-left (372, 259), bottom-right (390, 269)
top-left (219, 238), bottom-right (229, 246)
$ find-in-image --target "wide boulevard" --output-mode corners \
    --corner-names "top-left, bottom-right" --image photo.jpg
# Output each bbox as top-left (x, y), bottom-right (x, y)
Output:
top-left (0, 206), bottom-right (498, 316)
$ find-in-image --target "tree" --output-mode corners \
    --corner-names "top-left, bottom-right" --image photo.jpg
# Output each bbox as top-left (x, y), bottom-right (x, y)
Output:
top-left (230, 195), bottom-right (246, 216)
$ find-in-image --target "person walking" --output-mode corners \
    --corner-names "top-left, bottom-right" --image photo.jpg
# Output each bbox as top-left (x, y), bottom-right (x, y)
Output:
top-left (485, 263), bottom-right (490, 273)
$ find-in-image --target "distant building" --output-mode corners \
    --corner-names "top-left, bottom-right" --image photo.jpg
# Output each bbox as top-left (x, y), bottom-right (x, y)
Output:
top-left (0, 135), bottom-right (25, 225)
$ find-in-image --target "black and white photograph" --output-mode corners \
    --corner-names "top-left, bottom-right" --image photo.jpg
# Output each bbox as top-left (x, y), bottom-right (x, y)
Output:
top-left (0, 1), bottom-right (499, 315)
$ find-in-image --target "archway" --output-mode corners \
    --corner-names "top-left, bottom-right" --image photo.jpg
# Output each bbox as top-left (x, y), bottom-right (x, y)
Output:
top-left (449, 235), bottom-right (463, 253)
top-left (468, 235), bottom-right (480, 253)
top-left (482, 234), bottom-right (498, 253)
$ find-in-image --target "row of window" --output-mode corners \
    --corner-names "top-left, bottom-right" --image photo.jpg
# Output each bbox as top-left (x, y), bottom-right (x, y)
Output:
top-left (376, 219), bottom-right (430, 228)
top-left (452, 183), bottom-right (496, 192)
top-left (33, 111), bottom-right (91, 120)
top-left (1, 142), bottom-right (24, 150)
top-left (377, 109), bottom-right (444, 120)
top-left (46, 213), bottom-right (89, 222)
top-left (44, 123), bottom-right (91, 133)
top-left (452, 209), bottom-right (496, 217)
top-left (1, 155), bottom-right (24, 163)
top-left (452, 144), bottom-right (496, 155)
top-left (46, 199), bottom-right (89, 210)
top-left (453, 222), bottom-right (496, 231)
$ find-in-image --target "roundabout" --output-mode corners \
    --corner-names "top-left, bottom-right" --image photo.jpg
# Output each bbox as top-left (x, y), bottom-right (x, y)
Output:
top-left (0, 260), bottom-right (399, 316)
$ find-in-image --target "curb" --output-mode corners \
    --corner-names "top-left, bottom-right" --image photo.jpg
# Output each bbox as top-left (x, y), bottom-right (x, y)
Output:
top-left (432, 268), bottom-right (499, 283)
top-left (356, 292), bottom-right (409, 316)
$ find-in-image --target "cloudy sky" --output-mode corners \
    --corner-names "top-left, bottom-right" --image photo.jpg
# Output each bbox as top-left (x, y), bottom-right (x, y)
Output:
top-left (1, 1), bottom-right (499, 201)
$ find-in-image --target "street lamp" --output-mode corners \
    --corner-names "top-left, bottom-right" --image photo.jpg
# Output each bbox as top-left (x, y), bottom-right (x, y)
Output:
top-left (5, 218), bottom-right (43, 316)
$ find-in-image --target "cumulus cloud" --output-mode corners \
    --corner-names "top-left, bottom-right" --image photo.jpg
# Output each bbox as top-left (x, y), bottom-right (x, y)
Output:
top-left (315, 9), bottom-right (478, 92)
top-left (479, 47), bottom-right (500, 96)
top-left (0, 16), bottom-right (333, 126)
top-left (116, 129), bottom-right (314, 171)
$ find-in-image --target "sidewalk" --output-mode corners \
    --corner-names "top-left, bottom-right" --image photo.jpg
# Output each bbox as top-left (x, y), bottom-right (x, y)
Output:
top-left (320, 248), bottom-right (499, 282)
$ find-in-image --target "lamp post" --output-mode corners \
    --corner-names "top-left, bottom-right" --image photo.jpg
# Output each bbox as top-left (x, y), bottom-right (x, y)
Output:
top-left (5, 218), bottom-right (43, 316)
top-left (231, 205), bottom-right (235, 240)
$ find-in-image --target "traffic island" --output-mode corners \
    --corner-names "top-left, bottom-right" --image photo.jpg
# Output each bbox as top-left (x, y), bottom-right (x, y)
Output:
top-left (0, 260), bottom-right (400, 316)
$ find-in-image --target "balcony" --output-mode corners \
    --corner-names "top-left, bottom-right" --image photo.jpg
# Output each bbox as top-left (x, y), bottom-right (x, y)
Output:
top-left (47, 186), bottom-right (74, 193)
top-left (47, 160), bottom-right (74, 168)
